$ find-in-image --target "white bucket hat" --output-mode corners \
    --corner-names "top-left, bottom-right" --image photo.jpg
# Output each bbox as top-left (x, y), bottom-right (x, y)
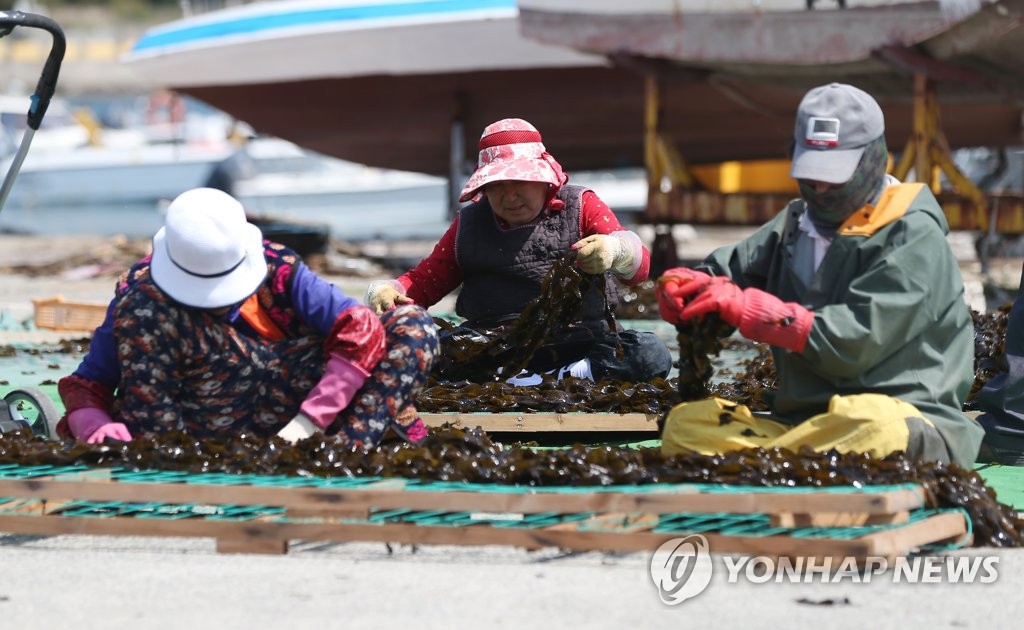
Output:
top-left (150, 187), bottom-right (267, 308)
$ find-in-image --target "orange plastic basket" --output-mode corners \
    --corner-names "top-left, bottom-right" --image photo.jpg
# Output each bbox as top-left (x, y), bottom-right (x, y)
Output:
top-left (32, 295), bottom-right (107, 332)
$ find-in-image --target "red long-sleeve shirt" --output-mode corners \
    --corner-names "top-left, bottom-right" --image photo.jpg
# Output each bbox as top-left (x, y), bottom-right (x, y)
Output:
top-left (396, 190), bottom-right (650, 307)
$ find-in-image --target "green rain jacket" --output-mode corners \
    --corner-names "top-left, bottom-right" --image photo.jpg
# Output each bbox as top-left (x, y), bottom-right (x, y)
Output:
top-left (699, 183), bottom-right (983, 467)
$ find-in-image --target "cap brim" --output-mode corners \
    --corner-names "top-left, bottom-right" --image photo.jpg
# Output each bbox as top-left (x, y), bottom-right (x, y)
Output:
top-left (789, 144), bottom-right (865, 185)
top-left (150, 223), bottom-right (267, 308)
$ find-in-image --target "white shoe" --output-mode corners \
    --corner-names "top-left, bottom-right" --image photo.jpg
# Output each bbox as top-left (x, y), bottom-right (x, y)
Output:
top-left (506, 359), bottom-right (594, 385)
top-left (557, 358), bottom-right (593, 381)
top-left (506, 370), bottom-right (544, 386)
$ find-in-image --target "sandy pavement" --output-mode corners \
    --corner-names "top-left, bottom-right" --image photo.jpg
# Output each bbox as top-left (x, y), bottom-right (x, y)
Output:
top-left (0, 233), bottom-right (420, 343)
top-left (0, 228), bottom-right (1015, 339)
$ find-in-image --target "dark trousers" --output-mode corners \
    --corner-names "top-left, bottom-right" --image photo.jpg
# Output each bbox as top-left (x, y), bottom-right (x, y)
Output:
top-left (976, 260), bottom-right (1024, 459)
top-left (438, 324), bottom-right (672, 382)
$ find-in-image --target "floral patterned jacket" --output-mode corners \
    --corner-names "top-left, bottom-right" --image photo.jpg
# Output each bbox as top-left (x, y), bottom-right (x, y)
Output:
top-left (56, 241), bottom-right (384, 432)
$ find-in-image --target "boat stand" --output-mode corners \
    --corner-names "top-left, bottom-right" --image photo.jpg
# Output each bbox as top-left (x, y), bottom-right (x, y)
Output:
top-left (640, 73), bottom-right (1024, 273)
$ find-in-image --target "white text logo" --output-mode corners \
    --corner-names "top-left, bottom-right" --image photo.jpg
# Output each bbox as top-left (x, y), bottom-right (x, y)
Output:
top-left (722, 555), bottom-right (999, 584)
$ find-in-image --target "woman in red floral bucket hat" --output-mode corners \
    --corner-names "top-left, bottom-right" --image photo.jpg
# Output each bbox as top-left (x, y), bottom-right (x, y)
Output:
top-left (366, 118), bottom-right (672, 384)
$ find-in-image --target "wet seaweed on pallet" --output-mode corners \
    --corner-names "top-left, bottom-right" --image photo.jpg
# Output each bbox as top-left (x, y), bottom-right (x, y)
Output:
top-left (965, 306), bottom-right (1010, 406)
top-left (0, 427), bottom-right (1021, 547)
top-left (417, 376), bottom-right (680, 415)
top-left (432, 252), bottom-right (617, 382)
top-left (427, 253), bottom-right (733, 413)
top-left (674, 316), bottom-right (733, 402)
top-left (707, 343), bottom-right (776, 412)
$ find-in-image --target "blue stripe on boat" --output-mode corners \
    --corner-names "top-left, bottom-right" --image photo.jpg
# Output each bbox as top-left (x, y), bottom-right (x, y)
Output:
top-left (132, 0), bottom-right (516, 52)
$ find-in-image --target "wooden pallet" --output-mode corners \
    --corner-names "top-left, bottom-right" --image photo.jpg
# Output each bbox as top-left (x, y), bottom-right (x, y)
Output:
top-left (0, 466), bottom-right (968, 559)
top-left (420, 412), bottom-right (659, 433)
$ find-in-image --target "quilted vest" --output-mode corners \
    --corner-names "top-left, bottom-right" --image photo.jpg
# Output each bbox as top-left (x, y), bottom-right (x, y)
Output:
top-left (454, 184), bottom-right (619, 329)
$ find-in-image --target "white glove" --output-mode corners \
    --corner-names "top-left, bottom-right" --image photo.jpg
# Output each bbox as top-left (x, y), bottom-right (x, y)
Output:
top-left (572, 231), bottom-right (642, 278)
top-left (276, 413), bottom-right (319, 444)
top-left (365, 279), bottom-right (413, 314)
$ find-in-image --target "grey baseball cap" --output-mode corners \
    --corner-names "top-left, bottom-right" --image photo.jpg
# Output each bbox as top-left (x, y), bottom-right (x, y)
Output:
top-left (789, 83), bottom-right (885, 184)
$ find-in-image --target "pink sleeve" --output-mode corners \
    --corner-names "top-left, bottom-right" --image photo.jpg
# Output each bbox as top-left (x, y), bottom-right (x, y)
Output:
top-left (300, 355), bottom-right (368, 429)
top-left (397, 217), bottom-right (464, 306)
top-left (579, 191), bottom-right (651, 285)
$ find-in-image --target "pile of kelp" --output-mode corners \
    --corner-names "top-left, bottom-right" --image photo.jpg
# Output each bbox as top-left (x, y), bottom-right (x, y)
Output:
top-left (421, 295), bottom-right (1012, 417)
top-left (420, 252), bottom-right (739, 413)
top-left (702, 304), bottom-right (1015, 413)
top-left (430, 253), bottom-right (617, 382)
top-left (419, 376), bottom-right (678, 415)
top-left (967, 305), bottom-right (1010, 403)
top-left (0, 426), bottom-right (1019, 547)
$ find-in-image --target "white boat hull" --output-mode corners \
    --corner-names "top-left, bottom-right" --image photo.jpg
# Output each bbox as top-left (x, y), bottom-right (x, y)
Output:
top-left (2, 143), bottom-right (235, 208)
top-left (123, 0), bottom-right (600, 87)
top-left (121, 0), bottom-right (1024, 180)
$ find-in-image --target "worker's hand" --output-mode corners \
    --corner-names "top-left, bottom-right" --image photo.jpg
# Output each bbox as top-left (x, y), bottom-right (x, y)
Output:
top-left (656, 267), bottom-right (713, 324)
top-left (365, 279), bottom-right (413, 315)
top-left (86, 422), bottom-right (133, 444)
top-left (394, 406), bottom-right (428, 444)
top-left (276, 412), bottom-right (319, 444)
top-left (683, 280), bottom-right (814, 353)
top-left (681, 277), bottom-right (745, 324)
top-left (66, 407), bottom-right (132, 443)
top-left (572, 232), bottom-right (639, 277)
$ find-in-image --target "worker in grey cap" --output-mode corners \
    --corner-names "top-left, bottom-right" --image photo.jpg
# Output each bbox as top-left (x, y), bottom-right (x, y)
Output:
top-left (656, 82), bottom-right (983, 468)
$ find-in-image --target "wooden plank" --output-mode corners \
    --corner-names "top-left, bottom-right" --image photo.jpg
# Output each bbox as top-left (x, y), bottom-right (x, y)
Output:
top-left (544, 512), bottom-right (660, 533)
top-left (855, 510), bottom-right (970, 562)
top-left (0, 499), bottom-right (50, 516)
top-left (420, 412), bottom-right (659, 432)
top-left (216, 536), bottom-right (289, 555)
top-left (771, 511), bottom-right (911, 528)
top-left (286, 507), bottom-right (370, 520)
top-left (0, 510), bottom-right (964, 559)
top-left (0, 476), bottom-right (925, 517)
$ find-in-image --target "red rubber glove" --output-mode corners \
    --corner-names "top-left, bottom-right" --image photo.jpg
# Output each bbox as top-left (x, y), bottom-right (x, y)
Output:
top-left (67, 407), bottom-right (133, 444)
top-left (656, 267), bottom-right (714, 324)
top-left (682, 279), bottom-right (814, 353)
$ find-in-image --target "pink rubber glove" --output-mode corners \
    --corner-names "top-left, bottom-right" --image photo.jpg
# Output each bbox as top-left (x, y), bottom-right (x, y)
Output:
top-left (656, 267), bottom-right (714, 324)
top-left (682, 279), bottom-right (814, 353)
top-left (67, 407), bottom-right (133, 444)
top-left (298, 354), bottom-right (370, 429)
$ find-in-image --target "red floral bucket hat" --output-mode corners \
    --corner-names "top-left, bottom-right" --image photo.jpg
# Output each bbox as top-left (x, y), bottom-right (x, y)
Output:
top-left (458, 118), bottom-right (568, 203)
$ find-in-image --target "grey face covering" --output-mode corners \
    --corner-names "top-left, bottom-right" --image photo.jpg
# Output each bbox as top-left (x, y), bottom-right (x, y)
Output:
top-left (798, 136), bottom-right (889, 229)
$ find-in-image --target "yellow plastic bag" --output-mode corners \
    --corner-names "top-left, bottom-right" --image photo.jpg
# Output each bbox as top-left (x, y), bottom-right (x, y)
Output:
top-left (662, 394), bottom-right (930, 458)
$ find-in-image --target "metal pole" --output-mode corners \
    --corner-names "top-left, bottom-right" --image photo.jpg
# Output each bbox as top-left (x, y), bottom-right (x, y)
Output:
top-left (448, 117), bottom-right (465, 221)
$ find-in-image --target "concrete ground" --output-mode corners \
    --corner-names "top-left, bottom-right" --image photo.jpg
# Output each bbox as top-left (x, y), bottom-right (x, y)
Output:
top-left (0, 537), bottom-right (1020, 629)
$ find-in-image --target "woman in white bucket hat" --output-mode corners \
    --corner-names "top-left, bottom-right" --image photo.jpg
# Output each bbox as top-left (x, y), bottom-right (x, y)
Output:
top-left (56, 187), bottom-right (438, 446)
top-left (366, 118), bottom-right (672, 384)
